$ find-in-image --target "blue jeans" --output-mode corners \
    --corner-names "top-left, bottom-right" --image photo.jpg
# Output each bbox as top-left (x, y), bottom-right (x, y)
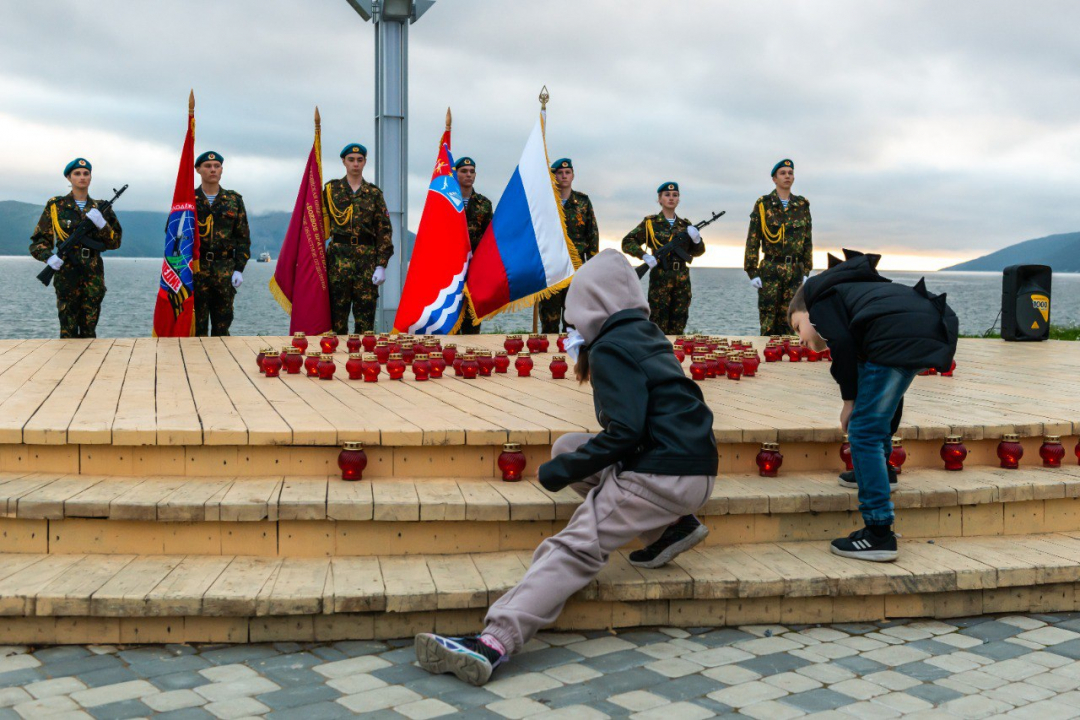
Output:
top-left (847, 362), bottom-right (918, 526)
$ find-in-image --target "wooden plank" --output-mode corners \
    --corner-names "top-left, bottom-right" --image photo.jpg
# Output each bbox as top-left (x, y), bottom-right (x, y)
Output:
top-left (0, 341), bottom-right (90, 443)
top-left (64, 478), bottom-right (147, 518)
top-left (112, 338), bottom-right (157, 445)
top-left (458, 480), bottom-right (510, 522)
top-left (213, 479), bottom-right (283, 522)
top-left (487, 480), bottom-right (554, 521)
top-left (427, 555), bottom-right (487, 609)
top-left (202, 338), bottom-right (292, 445)
top-left (17, 476), bottom-right (102, 519)
top-left (257, 557), bottom-right (329, 616)
top-left (277, 477), bottom-right (329, 521)
top-left (35, 555), bottom-right (136, 616)
top-left (380, 555), bottom-right (437, 612)
top-left (326, 480), bottom-right (374, 522)
top-left (472, 552), bottom-right (526, 603)
top-left (155, 339), bottom-right (202, 445)
top-left (66, 339), bottom-right (134, 444)
top-left (203, 557), bottom-right (282, 616)
top-left (415, 479), bottom-right (467, 521)
top-left (0, 554), bottom-right (84, 615)
top-left (743, 543), bottom-right (830, 597)
top-left (90, 555), bottom-right (185, 616)
top-left (329, 556), bottom-right (386, 613)
top-left (672, 548), bottom-right (739, 599)
top-left (0, 475), bottom-right (62, 517)
top-left (158, 478), bottom-right (236, 522)
top-left (371, 478), bottom-right (419, 522)
top-left (144, 555), bottom-right (233, 616)
top-left (180, 340), bottom-right (248, 445)
top-left (109, 478), bottom-right (190, 521)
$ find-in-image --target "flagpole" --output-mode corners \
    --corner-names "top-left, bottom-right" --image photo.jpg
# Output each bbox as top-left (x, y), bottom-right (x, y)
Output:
top-left (532, 87), bottom-right (550, 334)
top-left (446, 107), bottom-right (451, 132)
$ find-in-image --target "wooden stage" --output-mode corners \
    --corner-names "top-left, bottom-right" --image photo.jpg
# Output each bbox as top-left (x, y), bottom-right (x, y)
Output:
top-left (0, 335), bottom-right (1077, 644)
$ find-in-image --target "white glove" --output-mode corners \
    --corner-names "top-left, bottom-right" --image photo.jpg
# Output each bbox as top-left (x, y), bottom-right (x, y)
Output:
top-left (47, 255), bottom-right (64, 271)
top-left (642, 253), bottom-right (658, 269)
top-left (372, 266), bottom-right (386, 286)
top-left (86, 208), bottom-right (106, 230)
top-left (750, 277), bottom-right (763, 290)
top-left (803, 275), bottom-right (810, 285)
top-left (687, 226), bottom-right (701, 244)
top-left (564, 328), bottom-right (585, 363)
top-left (231, 271), bottom-right (243, 289)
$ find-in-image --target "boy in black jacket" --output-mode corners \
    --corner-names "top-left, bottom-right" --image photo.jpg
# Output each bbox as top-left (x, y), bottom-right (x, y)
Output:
top-left (789, 250), bottom-right (958, 562)
top-left (414, 250), bottom-right (719, 685)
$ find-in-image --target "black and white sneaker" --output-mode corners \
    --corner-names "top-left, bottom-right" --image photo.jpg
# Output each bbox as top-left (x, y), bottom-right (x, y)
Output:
top-left (415, 634), bottom-right (507, 686)
top-left (628, 515), bottom-right (709, 569)
top-left (830, 526), bottom-right (898, 562)
top-left (838, 466), bottom-right (898, 490)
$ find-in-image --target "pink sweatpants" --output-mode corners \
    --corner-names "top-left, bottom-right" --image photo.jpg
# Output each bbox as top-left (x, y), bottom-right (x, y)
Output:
top-left (483, 433), bottom-right (715, 654)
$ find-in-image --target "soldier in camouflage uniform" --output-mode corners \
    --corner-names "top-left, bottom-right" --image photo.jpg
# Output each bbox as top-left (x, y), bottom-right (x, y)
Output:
top-left (323, 143), bottom-right (394, 334)
top-left (454, 157), bottom-right (492, 335)
top-left (745, 159), bottom-right (813, 336)
top-left (539, 158), bottom-right (599, 333)
top-left (29, 158), bottom-right (122, 338)
top-left (193, 151), bottom-right (250, 336)
top-left (622, 182), bottom-right (705, 336)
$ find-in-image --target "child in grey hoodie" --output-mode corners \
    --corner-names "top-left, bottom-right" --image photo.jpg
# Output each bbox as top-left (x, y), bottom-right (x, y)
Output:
top-left (415, 249), bottom-right (719, 686)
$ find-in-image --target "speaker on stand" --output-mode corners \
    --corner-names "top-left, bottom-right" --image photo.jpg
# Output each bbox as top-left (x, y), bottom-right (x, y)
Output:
top-left (1001, 265), bottom-right (1052, 342)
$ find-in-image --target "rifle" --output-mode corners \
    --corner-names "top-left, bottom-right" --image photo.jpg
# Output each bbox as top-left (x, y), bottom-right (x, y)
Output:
top-left (635, 209), bottom-right (725, 278)
top-left (37, 184), bottom-right (128, 287)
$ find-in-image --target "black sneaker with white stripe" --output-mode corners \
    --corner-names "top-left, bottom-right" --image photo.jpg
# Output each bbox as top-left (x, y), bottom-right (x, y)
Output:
top-left (830, 526), bottom-right (898, 562)
top-left (628, 515), bottom-right (709, 569)
top-left (838, 466), bottom-right (898, 490)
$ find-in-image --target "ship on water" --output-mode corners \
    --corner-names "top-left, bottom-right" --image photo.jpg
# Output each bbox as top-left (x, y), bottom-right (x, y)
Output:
top-left (257, 251), bottom-right (271, 262)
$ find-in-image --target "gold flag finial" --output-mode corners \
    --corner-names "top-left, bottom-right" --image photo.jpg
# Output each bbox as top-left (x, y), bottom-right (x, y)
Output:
top-left (188, 89), bottom-right (195, 114)
top-left (315, 106), bottom-right (321, 131)
top-left (445, 107), bottom-right (452, 131)
top-left (539, 86), bottom-right (549, 111)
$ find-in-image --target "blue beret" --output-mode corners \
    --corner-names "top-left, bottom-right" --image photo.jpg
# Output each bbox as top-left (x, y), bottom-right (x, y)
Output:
top-left (340, 143), bottom-right (367, 159)
top-left (771, 159), bottom-right (794, 176)
top-left (454, 157), bottom-right (475, 170)
top-left (195, 151), bottom-right (223, 167)
top-left (551, 158), bottom-right (573, 171)
top-left (657, 181), bottom-right (679, 194)
top-left (63, 158), bottom-right (91, 177)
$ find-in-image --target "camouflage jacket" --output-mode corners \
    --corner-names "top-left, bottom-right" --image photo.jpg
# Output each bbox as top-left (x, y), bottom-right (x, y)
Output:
top-left (621, 214), bottom-right (703, 262)
top-left (744, 189), bottom-right (812, 277)
top-left (195, 187), bottom-right (251, 273)
top-left (463, 191), bottom-right (493, 252)
top-left (322, 177), bottom-right (394, 267)
top-left (29, 192), bottom-right (122, 267)
top-left (562, 190), bottom-right (599, 263)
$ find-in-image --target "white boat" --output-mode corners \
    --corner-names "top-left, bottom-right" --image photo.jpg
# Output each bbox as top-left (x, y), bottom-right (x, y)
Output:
top-left (257, 252), bottom-right (271, 263)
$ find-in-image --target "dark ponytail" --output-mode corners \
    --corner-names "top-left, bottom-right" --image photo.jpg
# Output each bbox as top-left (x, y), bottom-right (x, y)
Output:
top-left (575, 348), bottom-right (590, 384)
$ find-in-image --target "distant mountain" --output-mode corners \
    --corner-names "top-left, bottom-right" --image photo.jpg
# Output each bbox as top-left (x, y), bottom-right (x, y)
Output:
top-left (0, 200), bottom-right (290, 258)
top-left (945, 231), bottom-right (1080, 272)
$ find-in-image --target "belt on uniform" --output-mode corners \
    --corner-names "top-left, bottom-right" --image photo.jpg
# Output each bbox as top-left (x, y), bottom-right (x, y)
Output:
top-left (202, 250), bottom-right (235, 263)
top-left (332, 235), bottom-right (372, 247)
top-left (764, 255), bottom-right (799, 265)
top-left (78, 248), bottom-right (98, 260)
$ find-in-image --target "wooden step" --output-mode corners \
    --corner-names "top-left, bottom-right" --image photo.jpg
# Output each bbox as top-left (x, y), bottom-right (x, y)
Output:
top-left (3, 532), bottom-right (1080, 643)
top-left (4, 467), bottom-right (1080, 556)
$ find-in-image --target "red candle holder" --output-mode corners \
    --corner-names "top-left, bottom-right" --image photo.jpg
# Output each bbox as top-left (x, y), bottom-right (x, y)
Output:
top-left (503, 335), bottom-right (524, 355)
top-left (362, 353), bottom-right (381, 382)
top-left (526, 334), bottom-right (543, 353)
top-left (785, 344), bottom-right (802, 362)
top-left (941, 435), bottom-right (967, 471)
top-left (821, 348), bottom-right (832, 361)
top-left (756, 442), bottom-right (783, 477)
top-left (461, 353), bottom-right (479, 379)
top-left (538, 335), bottom-right (550, 353)
top-left (291, 332), bottom-right (308, 354)
top-left (283, 347), bottom-right (304, 374)
top-left (840, 434), bottom-right (853, 471)
top-left (374, 341), bottom-right (391, 365)
top-left (494, 351), bottom-right (510, 373)
top-left (452, 355), bottom-right (464, 376)
top-left (764, 344), bottom-right (783, 363)
top-left (550, 355), bottom-right (569, 380)
top-left (498, 442), bottom-right (527, 482)
top-left (358, 332), bottom-right (374, 352)
top-left (515, 351), bottom-right (533, 377)
top-left (442, 343), bottom-right (457, 365)
top-left (918, 368), bottom-right (937, 376)
top-left (338, 441), bottom-right (368, 481)
top-left (477, 352), bottom-right (495, 377)
top-left (317, 355), bottom-right (336, 380)
top-left (780, 336), bottom-right (791, 351)
top-left (320, 333), bottom-right (339, 354)
top-left (557, 333), bottom-right (568, 352)
top-left (1040, 436), bottom-right (1065, 468)
top-left (305, 352), bottom-right (322, 377)
top-left (1075, 439), bottom-right (1080, 466)
top-left (769, 335), bottom-right (782, 347)
top-left (690, 355), bottom-right (707, 381)
top-left (346, 352), bottom-right (364, 380)
top-left (263, 352), bottom-right (283, 378)
top-left (888, 437), bottom-right (907, 474)
top-left (741, 351), bottom-right (760, 377)
top-left (997, 433), bottom-right (1023, 469)
top-left (428, 354), bottom-right (445, 379)
top-left (387, 353), bottom-right (406, 380)
top-left (412, 353), bottom-right (431, 381)
top-left (256, 348), bottom-right (267, 373)
top-left (674, 346), bottom-right (686, 364)
top-left (401, 343), bottom-right (416, 364)
top-left (704, 354), bottom-right (719, 379)
top-left (387, 336), bottom-right (401, 354)
top-left (941, 360), bottom-right (957, 377)
top-left (725, 355), bottom-right (744, 381)
top-left (804, 347), bottom-right (822, 362)
top-left (345, 334), bottom-right (361, 353)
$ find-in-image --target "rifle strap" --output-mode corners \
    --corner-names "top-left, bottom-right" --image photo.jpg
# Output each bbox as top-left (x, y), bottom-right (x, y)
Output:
top-left (758, 202), bottom-right (784, 245)
top-left (49, 204), bottom-right (70, 243)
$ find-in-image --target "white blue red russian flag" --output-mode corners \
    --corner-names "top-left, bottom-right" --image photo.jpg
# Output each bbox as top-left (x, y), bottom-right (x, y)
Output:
top-left (466, 113), bottom-right (578, 321)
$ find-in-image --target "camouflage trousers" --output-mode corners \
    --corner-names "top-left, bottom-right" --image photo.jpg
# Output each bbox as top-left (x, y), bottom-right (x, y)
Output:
top-left (194, 265), bottom-right (237, 337)
top-left (538, 286), bottom-right (568, 334)
top-left (757, 260), bottom-right (805, 336)
top-left (328, 242), bottom-right (380, 335)
top-left (647, 268), bottom-right (692, 336)
top-left (53, 264), bottom-right (106, 339)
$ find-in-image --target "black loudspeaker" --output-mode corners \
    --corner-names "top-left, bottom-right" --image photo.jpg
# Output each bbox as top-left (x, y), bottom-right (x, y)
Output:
top-left (1002, 265), bottom-right (1052, 341)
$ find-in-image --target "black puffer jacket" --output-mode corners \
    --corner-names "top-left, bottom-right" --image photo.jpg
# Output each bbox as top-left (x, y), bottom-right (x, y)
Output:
top-left (802, 250), bottom-right (959, 400)
top-left (538, 250), bottom-right (718, 491)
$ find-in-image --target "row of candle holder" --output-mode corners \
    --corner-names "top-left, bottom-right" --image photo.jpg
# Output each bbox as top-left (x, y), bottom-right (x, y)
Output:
top-left (689, 352), bottom-right (760, 381)
top-left (338, 441), bottom-right (528, 482)
top-left (287, 331), bottom-right (569, 358)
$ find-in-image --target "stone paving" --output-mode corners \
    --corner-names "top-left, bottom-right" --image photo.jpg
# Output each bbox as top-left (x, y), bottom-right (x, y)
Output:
top-left (7, 615), bottom-right (1080, 718)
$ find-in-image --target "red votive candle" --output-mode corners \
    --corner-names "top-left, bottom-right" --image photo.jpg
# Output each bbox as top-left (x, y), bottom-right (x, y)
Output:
top-left (442, 343), bottom-right (457, 365)
top-left (764, 344), bottom-right (783, 363)
top-left (338, 441), bottom-right (367, 481)
top-left (557, 333), bottom-right (568, 352)
top-left (526, 334), bottom-right (543, 353)
top-left (690, 355), bottom-right (707, 382)
top-left (515, 351), bottom-right (533, 377)
top-left (888, 437), bottom-right (907, 474)
top-left (786, 344), bottom-right (802, 362)
top-left (412, 353), bottom-right (430, 381)
top-left (317, 354), bottom-right (336, 380)
top-left (256, 348), bottom-right (267, 373)
top-left (387, 353), bottom-right (406, 380)
top-left (428, 354), bottom-right (445, 378)
top-left (704, 354), bottom-right (719, 379)
top-left (320, 333), bottom-right (339, 354)
top-left (283, 347), bottom-right (304, 374)
top-left (494, 351), bottom-right (510, 373)
top-left (362, 353), bottom-right (381, 382)
top-left (725, 355), bottom-right (744, 381)
top-left (305, 352), bottom-right (322, 377)
top-left (401, 343), bottom-right (416, 364)
top-left (374, 341), bottom-right (390, 365)
top-left (941, 435), bottom-right (967, 471)
top-left (941, 360), bottom-right (957, 377)
top-left (291, 332), bottom-right (308, 354)
top-left (346, 352), bottom-right (364, 380)
top-left (538, 335), bottom-right (550, 353)
top-left (549, 355), bottom-right (568, 380)
top-left (998, 433), bottom-right (1023, 469)
top-left (741, 351), bottom-right (760, 377)
top-left (757, 442), bottom-right (783, 477)
top-left (362, 332), bottom-right (377, 352)
top-left (498, 442), bottom-right (527, 482)
top-left (461, 353), bottom-right (479, 379)
top-left (674, 345), bottom-right (686, 364)
top-left (840, 434), bottom-right (853, 471)
top-left (347, 334), bottom-right (362, 353)
top-left (477, 352), bottom-right (495, 377)
top-left (1040, 436), bottom-right (1065, 468)
top-left (504, 335), bottom-right (523, 355)
top-left (263, 352), bottom-right (283, 378)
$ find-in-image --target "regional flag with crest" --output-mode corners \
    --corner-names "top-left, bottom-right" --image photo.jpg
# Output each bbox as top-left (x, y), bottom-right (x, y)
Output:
top-left (152, 92), bottom-right (200, 337)
top-left (393, 114), bottom-right (472, 334)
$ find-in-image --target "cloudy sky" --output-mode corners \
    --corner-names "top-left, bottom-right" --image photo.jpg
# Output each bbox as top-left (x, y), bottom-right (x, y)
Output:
top-left (2, 0), bottom-right (1077, 270)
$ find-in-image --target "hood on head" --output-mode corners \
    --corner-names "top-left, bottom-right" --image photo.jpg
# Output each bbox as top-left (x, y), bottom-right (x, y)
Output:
top-left (564, 249), bottom-right (649, 343)
top-left (803, 248), bottom-right (890, 307)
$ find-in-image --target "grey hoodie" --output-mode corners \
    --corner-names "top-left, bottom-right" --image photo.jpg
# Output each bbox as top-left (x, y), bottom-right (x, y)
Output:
top-left (565, 249), bottom-right (649, 344)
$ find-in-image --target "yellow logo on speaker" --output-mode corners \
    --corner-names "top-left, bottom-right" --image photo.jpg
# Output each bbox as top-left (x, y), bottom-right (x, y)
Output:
top-left (1032, 294), bottom-right (1050, 322)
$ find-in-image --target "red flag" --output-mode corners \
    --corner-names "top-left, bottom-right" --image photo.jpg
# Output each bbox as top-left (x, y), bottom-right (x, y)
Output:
top-left (270, 109), bottom-right (331, 335)
top-left (152, 91), bottom-right (200, 337)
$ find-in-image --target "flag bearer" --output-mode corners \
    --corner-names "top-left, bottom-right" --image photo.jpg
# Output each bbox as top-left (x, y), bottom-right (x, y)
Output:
top-left (323, 143), bottom-right (394, 334)
top-left (539, 158), bottom-right (599, 333)
top-left (621, 182), bottom-right (704, 335)
top-left (455, 156), bottom-right (492, 335)
top-left (193, 151), bottom-right (250, 336)
top-left (29, 158), bottom-right (123, 338)
top-left (745, 158), bottom-right (813, 336)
